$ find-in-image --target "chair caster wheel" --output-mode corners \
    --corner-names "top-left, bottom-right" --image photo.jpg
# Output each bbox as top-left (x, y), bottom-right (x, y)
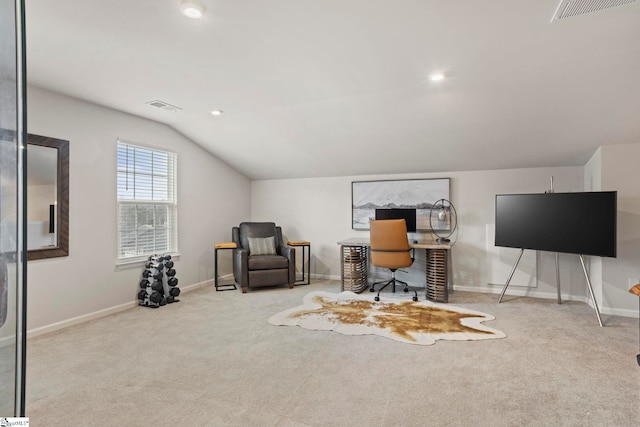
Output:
top-left (403, 288), bottom-right (409, 293)
top-left (369, 288), bottom-right (375, 292)
top-left (374, 296), bottom-right (380, 302)
top-left (412, 296), bottom-right (418, 301)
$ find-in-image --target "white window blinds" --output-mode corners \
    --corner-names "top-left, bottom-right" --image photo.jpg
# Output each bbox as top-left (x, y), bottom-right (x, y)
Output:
top-left (117, 141), bottom-right (178, 260)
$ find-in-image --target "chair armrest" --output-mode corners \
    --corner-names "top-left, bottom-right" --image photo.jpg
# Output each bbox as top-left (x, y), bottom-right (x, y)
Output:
top-left (279, 244), bottom-right (296, 283)
top-left (279, 244), bottom-right (294, 258)
top-left (233, 247), bottom-right (249, 286)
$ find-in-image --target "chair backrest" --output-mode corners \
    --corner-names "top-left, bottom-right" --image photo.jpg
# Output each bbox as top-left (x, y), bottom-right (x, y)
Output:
top-left (369, 219), bottom-right (413, 269)
top-left (237, 222), bottom-right (283, 251)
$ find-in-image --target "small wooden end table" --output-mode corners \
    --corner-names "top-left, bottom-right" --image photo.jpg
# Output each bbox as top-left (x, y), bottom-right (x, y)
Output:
top-left (630, 284), bottom-right (640, 365)
top-left (287, 241), bottom-right (311, 285)
top-left (214, 242), bottom-right (237, 291)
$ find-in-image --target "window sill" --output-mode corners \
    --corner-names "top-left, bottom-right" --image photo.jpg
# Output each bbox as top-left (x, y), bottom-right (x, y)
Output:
top-left (116, 253), bottom-right (181, 269)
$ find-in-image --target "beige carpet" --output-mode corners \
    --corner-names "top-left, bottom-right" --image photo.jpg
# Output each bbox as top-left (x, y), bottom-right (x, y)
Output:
top-left (25, 280), bottom-right (640, 426)
top-left (269, 291), bottom-right (506, 345)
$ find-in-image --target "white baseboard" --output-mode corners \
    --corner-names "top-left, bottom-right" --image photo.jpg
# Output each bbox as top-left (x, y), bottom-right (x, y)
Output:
top-left (452, 284), bottom-right (639, 318)
top-left (599, 306), bottom-right (639, 318)
top-left (454, 284), bottom-right (588, 303)
top-left (26, 300), bottom-right (138, 340)
top-left (24, 278), bottom-right (216, 341)
top-left (312, 273), bottom-right (341, 281)
top-left (181, 278), bottom-right (215, 293)
top-left (0, 334), bottom-right (20, 349)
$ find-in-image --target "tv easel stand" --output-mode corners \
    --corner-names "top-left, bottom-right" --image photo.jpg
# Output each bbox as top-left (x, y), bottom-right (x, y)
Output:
top-left (497, 249), bottom-right (603, 327)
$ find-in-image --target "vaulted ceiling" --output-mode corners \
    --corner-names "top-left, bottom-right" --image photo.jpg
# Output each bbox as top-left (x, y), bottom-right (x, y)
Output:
top-left (25, 0), bottom-right (640, 180)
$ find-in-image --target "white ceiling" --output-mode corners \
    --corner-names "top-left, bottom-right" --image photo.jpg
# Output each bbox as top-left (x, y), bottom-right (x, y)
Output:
top-left (25, 0), bottom-right (640, 180)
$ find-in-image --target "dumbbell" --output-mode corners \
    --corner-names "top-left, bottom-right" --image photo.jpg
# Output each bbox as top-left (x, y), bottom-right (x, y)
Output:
top-left (153, 271), bottom-right (163, 280)
top-left (163, 254), bottom-right (172, 261)
top-left (166, 295), bottom-right (175, 304)
top-left (169, 287), bottom-right (180, 297)
top-left (142, 269), bottom-right (152, 278)
top-left (151, 280), bottom-right (163, 292)
top-left (149, 291), bottom-right (163, 304)
top-left (168, 277), bottom-right (178, 287)
top-left (139, 279), bottom-right (149, 289)
top-left (164, 260), bottom-right (174, 269)
top-left (137, 290), bottom-right (147, 300)
top-left (166, 269), bottom-right (176, 277)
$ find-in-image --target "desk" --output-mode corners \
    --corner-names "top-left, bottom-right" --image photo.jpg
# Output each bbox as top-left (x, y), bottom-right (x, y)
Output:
top-left (337, 238), bottom-right (452, 302)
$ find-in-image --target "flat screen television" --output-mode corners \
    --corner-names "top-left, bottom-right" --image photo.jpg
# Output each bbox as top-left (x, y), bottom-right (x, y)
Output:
top-left (375, 208), bottom-right (417, 232)
top-left (494, 191), bottom-right (617, 258)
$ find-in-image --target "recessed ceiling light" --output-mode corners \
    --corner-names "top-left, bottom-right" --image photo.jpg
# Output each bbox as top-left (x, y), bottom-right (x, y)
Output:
top-left (429, 72), bottom-right (445, 82)
top-left (180, 1), bottom-right (205, 19)
top-left (210, 109), bottom-right (223, 116)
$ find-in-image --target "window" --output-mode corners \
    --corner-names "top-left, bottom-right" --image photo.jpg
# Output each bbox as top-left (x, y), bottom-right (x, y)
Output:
top-left (117, 141), bottom-right (177, 260)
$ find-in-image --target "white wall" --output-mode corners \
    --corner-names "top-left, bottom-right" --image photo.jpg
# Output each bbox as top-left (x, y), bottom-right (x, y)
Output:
top-left (582, 144), bottom-right (640, 317)
top-left (600, 143), bottom-right (640, 316)
top-left (252, 167), bottom-right (597, 306)
top-left (26, 86), bottom-right (251, 332)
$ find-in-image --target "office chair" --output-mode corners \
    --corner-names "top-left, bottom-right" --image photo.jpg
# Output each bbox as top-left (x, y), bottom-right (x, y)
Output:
top-left (369, 219), bottom-right (418, 302)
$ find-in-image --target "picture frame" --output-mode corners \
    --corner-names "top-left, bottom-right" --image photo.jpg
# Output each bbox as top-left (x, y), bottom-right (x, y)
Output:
top-left (351, 178), bottom-right (450, 231)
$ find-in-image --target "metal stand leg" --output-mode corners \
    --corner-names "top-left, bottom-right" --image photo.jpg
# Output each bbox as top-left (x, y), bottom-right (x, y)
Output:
top-left (555, 252), bottom-right (562, 304)
top-left (579, 255), bottom-right (603, 327)
top-left (497, 248), bottom-right (524, 303)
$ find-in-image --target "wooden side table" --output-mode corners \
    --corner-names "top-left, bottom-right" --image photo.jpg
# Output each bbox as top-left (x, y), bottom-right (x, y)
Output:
top-left (287, 241), bottom-right (311, 285)
top-left (214, 242), bottom-right (237, 291)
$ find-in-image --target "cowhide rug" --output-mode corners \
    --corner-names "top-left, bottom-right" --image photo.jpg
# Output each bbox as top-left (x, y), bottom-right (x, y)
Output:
top-left (268, 291), bottom-right (506, 345)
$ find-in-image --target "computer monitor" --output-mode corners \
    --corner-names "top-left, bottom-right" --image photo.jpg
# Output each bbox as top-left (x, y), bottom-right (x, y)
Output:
top-left (374, 208), bottom-right (417, 232)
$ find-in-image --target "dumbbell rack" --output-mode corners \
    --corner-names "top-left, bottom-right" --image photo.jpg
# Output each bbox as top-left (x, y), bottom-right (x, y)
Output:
top-left (138, 254), bottom-right (181, 308)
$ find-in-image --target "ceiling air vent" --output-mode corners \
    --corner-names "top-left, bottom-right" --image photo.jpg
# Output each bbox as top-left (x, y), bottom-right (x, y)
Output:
top-left (552, 0), bottom-right (637, 21)
top-left (145, 100), bottom-right (182, 112)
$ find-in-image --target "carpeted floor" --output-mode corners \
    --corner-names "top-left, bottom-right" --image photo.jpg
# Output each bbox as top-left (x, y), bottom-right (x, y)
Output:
top-left (25, 280), bottom-right (640, 426)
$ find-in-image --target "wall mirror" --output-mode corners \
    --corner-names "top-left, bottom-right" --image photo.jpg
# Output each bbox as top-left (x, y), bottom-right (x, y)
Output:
top-left (27, 134), bottom-right (69, 260)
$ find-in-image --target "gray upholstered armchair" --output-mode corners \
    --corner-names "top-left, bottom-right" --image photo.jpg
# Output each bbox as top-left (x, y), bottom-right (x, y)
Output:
top-left (232, 222), bottom-right (296, 293)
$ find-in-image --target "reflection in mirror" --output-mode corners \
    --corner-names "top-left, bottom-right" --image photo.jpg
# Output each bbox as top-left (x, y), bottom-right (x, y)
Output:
top-left (27, 134), bottom-right (69, 260)
top-left (27, 145), bottom-right (57, 249)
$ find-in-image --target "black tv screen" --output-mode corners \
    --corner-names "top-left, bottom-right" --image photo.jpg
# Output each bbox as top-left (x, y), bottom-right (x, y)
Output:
top-left (375, 208), bottom-right (417, 232)
top-left (495, 191), bottom-right (617, 258)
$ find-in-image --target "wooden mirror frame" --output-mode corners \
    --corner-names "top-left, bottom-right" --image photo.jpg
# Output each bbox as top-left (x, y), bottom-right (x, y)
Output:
top-left (27, 134), bottom-right (69, 260)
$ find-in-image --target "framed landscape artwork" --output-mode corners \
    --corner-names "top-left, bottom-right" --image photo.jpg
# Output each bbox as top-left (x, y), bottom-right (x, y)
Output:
top-left (352, 178), bottom-right (450, 231)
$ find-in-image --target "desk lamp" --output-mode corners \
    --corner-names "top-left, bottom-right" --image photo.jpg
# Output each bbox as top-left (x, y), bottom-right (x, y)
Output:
top-left (429, 199), bottom-right (458, 243)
